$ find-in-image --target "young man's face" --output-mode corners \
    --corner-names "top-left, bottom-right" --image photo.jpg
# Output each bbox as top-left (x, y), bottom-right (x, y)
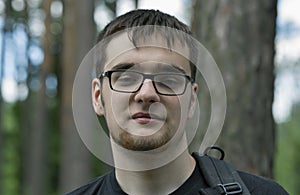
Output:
top-left (92, 32), bottom-right (197, 151)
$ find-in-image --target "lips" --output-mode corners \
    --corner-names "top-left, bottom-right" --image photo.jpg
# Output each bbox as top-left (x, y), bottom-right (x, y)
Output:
top-left (132, 112), bottom-right (162, 124)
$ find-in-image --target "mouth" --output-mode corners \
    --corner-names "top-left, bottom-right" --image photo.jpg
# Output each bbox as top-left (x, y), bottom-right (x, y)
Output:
top-left (131, 112), bottom-right (163, 124)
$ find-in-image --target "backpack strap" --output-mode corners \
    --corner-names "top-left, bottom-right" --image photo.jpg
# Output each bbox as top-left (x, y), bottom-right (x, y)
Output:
top-left (192, 152), bottom-right (250, 195)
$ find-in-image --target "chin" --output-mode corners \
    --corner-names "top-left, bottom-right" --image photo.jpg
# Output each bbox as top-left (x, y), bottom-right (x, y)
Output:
top-left (115, 130), bottom-right (174, 151)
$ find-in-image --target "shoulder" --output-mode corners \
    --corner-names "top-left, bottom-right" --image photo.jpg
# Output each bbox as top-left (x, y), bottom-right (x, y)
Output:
top-left (65, 171), bottom-right (113, 195)
top-left (192, 152), bottom-right (288, 194)
top-left (238, 171), bottom-right (289, 195)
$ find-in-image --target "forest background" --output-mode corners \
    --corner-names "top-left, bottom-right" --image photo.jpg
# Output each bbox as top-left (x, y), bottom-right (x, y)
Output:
top-left (0, 0), bottom-right (299, 194)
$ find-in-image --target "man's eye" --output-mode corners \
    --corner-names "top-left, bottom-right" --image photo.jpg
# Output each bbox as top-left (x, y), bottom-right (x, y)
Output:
top-left (115, 74), bottom-right (139, 85)
top-left (156, 76), bottom-right (182, 89)
top-left (119, 77), bottom-right (136, 82)
top-left (161, 77), bottom-right (181, 86)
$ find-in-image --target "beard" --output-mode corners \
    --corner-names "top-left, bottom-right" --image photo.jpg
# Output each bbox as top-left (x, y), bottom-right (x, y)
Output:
top-left (111, 126), bottom-right (176, 151)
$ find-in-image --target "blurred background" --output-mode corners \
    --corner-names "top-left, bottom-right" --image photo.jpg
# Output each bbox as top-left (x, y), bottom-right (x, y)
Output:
top-left (0, 0), bottom-right (299, 194)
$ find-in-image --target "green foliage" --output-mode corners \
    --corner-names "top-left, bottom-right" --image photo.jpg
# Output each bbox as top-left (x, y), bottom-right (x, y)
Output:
top-left (275, 102), bottom-right (300, 195)
top-left (1, 103), bottom-right (21, 195)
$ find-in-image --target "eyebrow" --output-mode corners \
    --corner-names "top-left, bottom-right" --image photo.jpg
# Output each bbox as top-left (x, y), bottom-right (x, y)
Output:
top-left (110, 63), bottom-right (135, 70)
top-left (158, 64), bottom-right (187, 74)
top-left (110, 62), bottom-right (187, 74)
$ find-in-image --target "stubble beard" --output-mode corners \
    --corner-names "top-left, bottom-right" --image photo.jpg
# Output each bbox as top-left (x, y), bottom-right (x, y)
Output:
top-left (112, 126), bottom-right (176, 151)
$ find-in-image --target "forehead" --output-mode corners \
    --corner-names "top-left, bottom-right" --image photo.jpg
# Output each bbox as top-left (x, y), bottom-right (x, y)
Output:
top-left (103, 32), bottom-right (191, 74)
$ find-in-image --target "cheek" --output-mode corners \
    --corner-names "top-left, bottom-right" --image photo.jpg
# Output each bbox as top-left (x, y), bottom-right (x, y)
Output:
top-left (105, 91), bottom-right (130, 114)
top-left (166, 96), bottom-right (190, 124)
top-left (106, 92), bottom-right (133, 132)
top-left (165, 98), bottom-right (180, 122)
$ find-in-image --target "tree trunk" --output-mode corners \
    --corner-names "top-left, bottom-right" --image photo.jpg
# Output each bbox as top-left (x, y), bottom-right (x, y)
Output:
top-left (22, 0), bottom-right (53, 194)
top-left (59, 0), bottom-right (96, 193)
top-left (134, 0), bottom-right (139, 9)
top-left (191, 0), bottom-right (277, 177)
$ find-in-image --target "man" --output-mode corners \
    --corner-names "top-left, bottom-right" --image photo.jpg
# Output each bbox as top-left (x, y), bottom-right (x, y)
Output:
top-left (68, 9), bottom-right (288, 194)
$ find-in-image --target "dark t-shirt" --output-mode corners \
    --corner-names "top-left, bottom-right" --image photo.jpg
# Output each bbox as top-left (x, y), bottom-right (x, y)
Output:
top-left (66, 155), bottom-right (288, 195)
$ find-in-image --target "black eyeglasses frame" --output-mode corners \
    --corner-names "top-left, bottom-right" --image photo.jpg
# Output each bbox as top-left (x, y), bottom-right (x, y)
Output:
top-left (99, 69), bottom-right (194, 96)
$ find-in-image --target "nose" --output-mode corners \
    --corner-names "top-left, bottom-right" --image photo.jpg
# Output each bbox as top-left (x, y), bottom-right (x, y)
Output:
top-left (134, 79), bottom-right (160, 103)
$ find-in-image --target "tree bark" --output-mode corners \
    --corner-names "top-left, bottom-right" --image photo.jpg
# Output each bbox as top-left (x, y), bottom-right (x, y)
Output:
top-left (59, 0), bottom-right (96, 193)
top-left (22, 0), bottom-right (53, 194)
top-left (134, 0), bottom-right (139, 9)
top-left (191, 0), bottom-right (277, 177)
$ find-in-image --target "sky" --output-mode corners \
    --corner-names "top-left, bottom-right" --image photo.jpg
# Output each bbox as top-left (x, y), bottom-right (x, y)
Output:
top-left (274, 0), bottom-right (300, 122)
top-left (276, 0), bottom-right (300, 61)
top-left (1, 0), bottom-right (300, 123)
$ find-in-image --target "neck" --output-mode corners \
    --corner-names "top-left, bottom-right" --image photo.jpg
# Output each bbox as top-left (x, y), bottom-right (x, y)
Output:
top-left (115, 150), bottom-right (195, 195)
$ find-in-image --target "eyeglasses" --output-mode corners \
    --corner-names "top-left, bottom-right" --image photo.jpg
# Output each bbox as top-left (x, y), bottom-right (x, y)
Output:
top-left (99, 69), bottom-right (194, 96)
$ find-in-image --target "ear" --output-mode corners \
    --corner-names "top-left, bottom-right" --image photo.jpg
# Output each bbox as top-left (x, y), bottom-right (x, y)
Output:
top-left (188, 83), bottom-right (198, 118)
top-left (92, 78), bottom-right (105, 116)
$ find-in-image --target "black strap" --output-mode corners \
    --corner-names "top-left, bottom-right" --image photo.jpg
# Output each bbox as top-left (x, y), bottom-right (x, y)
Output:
top-left (199, 182), bottom-right (243, 195)
top-left (193, 153), bottom-right (250, 195)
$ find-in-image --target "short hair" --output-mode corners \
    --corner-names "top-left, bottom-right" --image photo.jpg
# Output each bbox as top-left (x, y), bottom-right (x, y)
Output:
top-left (95, 9), bottom-right (197, 81)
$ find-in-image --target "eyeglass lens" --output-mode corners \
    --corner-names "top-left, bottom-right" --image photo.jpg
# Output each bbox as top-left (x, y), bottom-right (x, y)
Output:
top-left (110, 71), bottom-right (186, 95)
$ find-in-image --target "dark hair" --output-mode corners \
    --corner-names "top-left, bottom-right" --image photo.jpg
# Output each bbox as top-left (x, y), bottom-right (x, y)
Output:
top-left (96, 9), bottom-right (197, 80)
